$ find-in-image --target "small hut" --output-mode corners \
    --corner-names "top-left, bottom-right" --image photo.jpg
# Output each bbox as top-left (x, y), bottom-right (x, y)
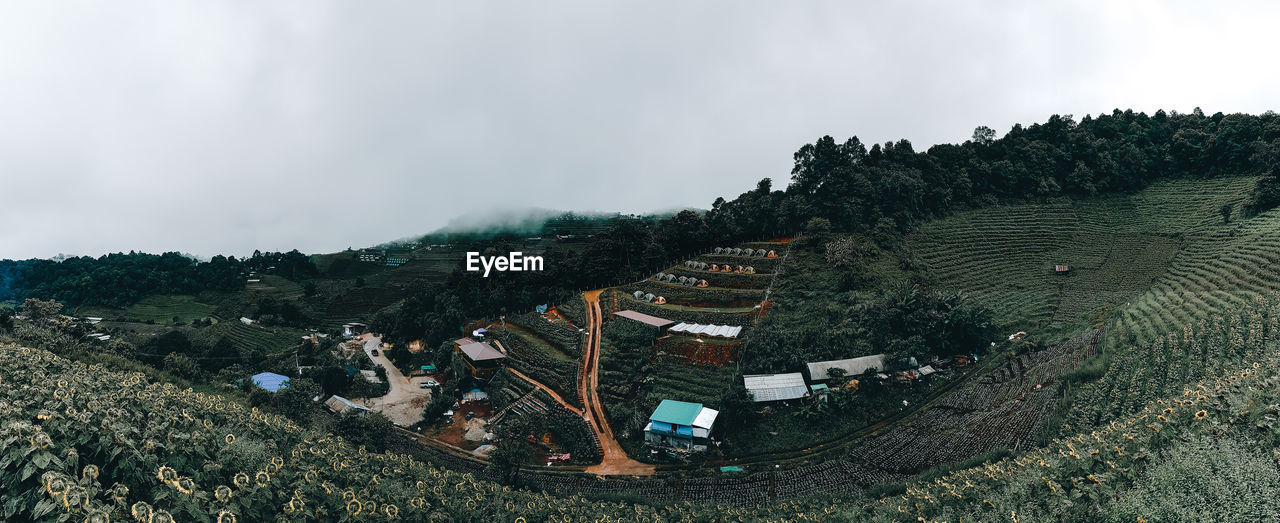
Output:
top-left (654, 296), bottom-right (667, 304)
top-left (644, 293), bottom-right (655, 303)
top-left (744, 266), bottom-right (755, 274)
top-left (697, 279), bottom-right (709, 287)
top-left (767, 250), bottom-right (778, 258)
top-left (634, 290), bottom-right (645, 300)
top-left (1055, 265), bottom-right (1070, 274)
top-left (756, 250), bottom-right (766, 258)
top-left (714, 247), bottom-right (725, 254)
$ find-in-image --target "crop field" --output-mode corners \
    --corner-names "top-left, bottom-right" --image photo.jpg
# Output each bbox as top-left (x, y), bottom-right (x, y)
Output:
top-left (654, 335), bottom-right (742, 366)
top-left (241, 275), bottom-right (305, 300)
top-left (121, 295), bottom-right (218, 324)
top-left (189, 320), bottom-right (304, 355)
top-left (0, 344), bottom-right (853, 520)
top-left (843, 329), bottom-right (1099, 476)
top-left (506, 311), bottom-right (583, 358)
top-left (843, 295), bottom-right (1280, 521)
top-left (322, 286), bottom-right (403, 327)
top-left (1063, 295), bottom-right (1280, 432)
top-left (489, 329), bottom-right (581, 407)
top-left (908, 176), bottom-right (1258, 339)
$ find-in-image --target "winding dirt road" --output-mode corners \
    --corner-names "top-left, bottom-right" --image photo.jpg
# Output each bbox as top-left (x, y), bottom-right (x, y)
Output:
top-left (580, 290), bottom-right (655, 476)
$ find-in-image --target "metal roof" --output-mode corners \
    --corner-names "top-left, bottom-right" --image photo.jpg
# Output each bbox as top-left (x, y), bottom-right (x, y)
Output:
top-left (613, 310), bottom-right (676, 328)
top-left (692, 407), bottom-right (718, 430)
top-left (325, 395), bottom-right (369, 413)
top-left (459, 342), bottom-right (506, 362)
top-left (807, 354), bottom-right (888, 381)
top-left (669, 323), bottom-right (743, 338)
top-left (743, 373), bottom-right (809, 402)
top-left (650, 399), bottom-right (702, 425)
top-left (251, 372), bottom-right (291, 393)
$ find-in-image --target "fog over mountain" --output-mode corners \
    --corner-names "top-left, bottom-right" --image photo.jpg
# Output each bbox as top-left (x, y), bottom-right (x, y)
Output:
top-left (2, 2), bottom-right (1278, 260)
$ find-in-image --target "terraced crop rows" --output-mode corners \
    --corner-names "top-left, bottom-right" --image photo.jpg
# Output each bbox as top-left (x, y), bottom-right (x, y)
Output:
top-left (845, 330), bottom-right (1098, 475)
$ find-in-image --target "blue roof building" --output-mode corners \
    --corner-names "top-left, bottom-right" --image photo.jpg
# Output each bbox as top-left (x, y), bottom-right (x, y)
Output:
top-left (644, 399), bottom-right (719, 452)
top-left (252, 372), bottom-right (291, 393)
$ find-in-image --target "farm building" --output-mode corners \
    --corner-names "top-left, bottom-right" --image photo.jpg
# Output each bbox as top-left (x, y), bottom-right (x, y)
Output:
top-left (251, 372), bottom-right (291, 393)
top-left (644, 399), bottom-right (719, 452)
top-left (806, 354), bottom-right (889, 381)
top-left (454, 337), bottom-right (506, 379)
top-left (612, 310), bottom-right (676, 334)
top-left (669, 323), bottom-right (743, 338)
top-left (325, 395), bottom-right (371, 416)
top-left (743, 373), bottom-right (810, 402)
top-left (342, 323), bottom-right (367, 337)
top-left (1055, 265), bottom-right (1070, 274)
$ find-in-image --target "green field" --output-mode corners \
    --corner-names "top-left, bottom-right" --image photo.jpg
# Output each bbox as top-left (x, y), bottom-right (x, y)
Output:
top-left (120, 294), bottom-right (218, 324)
top-left (908, 176), bottom-right (1260, 340)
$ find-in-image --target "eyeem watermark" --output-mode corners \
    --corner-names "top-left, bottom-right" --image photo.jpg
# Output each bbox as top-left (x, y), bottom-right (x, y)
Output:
top-left (466, 252), bottom-right (544, 277)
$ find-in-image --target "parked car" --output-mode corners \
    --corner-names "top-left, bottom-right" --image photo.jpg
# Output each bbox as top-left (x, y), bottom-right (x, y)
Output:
top-left (419, 379), bottom-right (440, 389)
top-left (371, 349), bottom-right (379, 357)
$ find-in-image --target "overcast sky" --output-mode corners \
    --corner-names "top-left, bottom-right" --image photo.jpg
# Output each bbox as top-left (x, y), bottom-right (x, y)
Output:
top-left (2, 2), bottom-right (1278, 260)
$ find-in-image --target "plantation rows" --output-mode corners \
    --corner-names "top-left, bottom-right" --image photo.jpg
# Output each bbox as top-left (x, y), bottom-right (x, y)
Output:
top-left (192, 321), bottom-right (302, 355)
top-left (489, 330), bottom-right (581, 407)
top-left (1116, 214), bottom-right (1280, 344)
top-left (846, 330), bottom-right (1099, 476)
top-left (322, 286), bottom-right (401, 327)
top-left (909, 201), bottom-right (1081, 329)
top-left (654, 336), bottom-right (742, 367)
top-left (847, 293), bottom-right (1280, 520)
top-left (1065, 296), bottom-right (1280, 431)
top-left (507, 312), bottom-right (583, 358)
top-left (555, 296), bottom-right (587, 327)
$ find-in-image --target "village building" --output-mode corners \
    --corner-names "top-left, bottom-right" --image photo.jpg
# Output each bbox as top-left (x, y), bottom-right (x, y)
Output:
top-left (669, 322), bottom-right (743, 339)
top-left (342, 322), bottom-right (367, 337)
top-left (251, 372), bottom-right (291, 393)
top-left (612, 310), bottom-right (676, 335)
top-left (644, 399), bottom-right (719, 452)
top-left (806, 354), bottom-right (889, 382)
top-left (453, 337), bottom-right (506, 378)
top-left (325, 395), bottom-right (371, 416)
top-left (743, 373), bottom-right (810, 403)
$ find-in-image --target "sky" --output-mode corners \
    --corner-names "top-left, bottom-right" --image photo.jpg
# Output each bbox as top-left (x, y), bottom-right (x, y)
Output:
top-left (2, 1), bottom-right (1278, 260)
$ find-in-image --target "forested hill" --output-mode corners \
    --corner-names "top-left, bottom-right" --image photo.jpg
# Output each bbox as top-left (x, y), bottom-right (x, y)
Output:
top-left (705, 109), bottom-right (1280, 241)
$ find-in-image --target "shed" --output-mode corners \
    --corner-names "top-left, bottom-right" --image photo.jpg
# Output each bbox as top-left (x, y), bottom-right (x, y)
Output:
top-left (325, 395), bottom-right (370, 415)
top-left (251, 372), bottom-right (291, 393)
top-left (743, 373), bottom-right (810, 402)
top-left (1055, 265), bottom-right (1070, 274)
top-left (806, 354), bottom-right (888, 381)
top-left (613, 310), bottom-right (674, 328)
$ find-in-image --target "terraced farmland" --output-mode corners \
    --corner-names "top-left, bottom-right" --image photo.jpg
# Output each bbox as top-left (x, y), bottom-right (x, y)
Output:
top-left (121, 294), bottom-right (218, 323)
top-left (909, 176), bottom-right (1259, 339)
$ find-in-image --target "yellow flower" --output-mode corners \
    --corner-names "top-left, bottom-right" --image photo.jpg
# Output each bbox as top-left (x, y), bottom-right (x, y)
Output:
top-left (255, 471), bottom-right (270, 487)
top-left (217, 510), bottom-right (237, 523)
top-left (152, 510), bottom-right (175, 523)
top-left (225, 433), bottom-right (235, 445)
top-left (81, 465), bottom-right (99, 482)
top-left (129, 498), bottom-right (151, 519)
top-left (1196, 410), bottom-right (1208, 419)
top-left (346, 499), bottom-right (362, 516)
top-left (157, 466), bottom-right (178, 483)
top-left (215, 485), bottom-right (233, 503)
top-left (175, 477), bottom-right (196, 494)
top-left (233, 473), bottom-right (249, 488)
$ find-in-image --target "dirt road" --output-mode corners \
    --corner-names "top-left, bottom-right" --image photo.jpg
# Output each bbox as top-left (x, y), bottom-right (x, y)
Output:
top-left (580, 290), bottom-right (655, 476)
top-left (359, 334), bottom-right (434, 427)
top-left (505, 367), bottom-right (584, 416)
